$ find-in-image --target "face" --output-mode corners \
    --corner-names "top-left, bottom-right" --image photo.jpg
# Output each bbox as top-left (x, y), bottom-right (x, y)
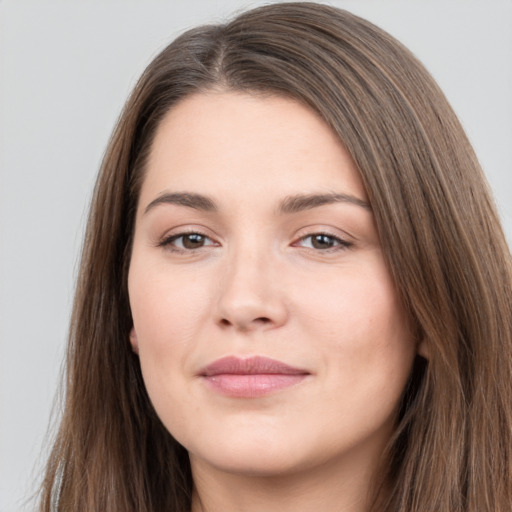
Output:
top-left (128, 91), bottom-right (417, 479)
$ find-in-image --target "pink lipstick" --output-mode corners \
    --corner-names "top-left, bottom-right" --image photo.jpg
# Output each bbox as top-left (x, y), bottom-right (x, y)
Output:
top-left (200, 356), bottom-right (309, 398)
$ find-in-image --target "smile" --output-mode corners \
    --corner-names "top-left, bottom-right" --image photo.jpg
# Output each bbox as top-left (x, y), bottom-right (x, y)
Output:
top-left (199, 356), bottom-right (310, 398)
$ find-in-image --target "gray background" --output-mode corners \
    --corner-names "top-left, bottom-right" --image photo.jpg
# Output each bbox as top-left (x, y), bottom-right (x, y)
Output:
top-left (1, 1), bottom-right (511, 510)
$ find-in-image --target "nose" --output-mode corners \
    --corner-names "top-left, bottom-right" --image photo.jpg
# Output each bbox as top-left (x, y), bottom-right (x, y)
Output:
top-left (215, 248), bottom-right (288, 332)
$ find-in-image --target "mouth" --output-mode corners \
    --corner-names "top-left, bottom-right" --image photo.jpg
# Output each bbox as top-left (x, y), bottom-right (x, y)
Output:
top-left (199, 356), bottom-right (310, 398)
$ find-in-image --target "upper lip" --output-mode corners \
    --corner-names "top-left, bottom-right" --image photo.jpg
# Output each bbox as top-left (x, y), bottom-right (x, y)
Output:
top-left (200, 356), bottom-right (309, 376)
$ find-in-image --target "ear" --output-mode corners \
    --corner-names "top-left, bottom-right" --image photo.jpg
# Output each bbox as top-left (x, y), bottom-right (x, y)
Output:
top-left (129, 327), bottom-right (139, 355)
top-left (417, 337), bottom-right (429, 360)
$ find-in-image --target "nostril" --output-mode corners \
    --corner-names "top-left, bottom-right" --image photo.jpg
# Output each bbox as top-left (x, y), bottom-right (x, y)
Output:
top-left (255, 317), bottom-right (271, 324)
top-left (218, 316), bottom-right (272, 329)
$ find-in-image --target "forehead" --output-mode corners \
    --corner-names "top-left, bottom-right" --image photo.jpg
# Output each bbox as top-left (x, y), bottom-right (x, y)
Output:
top-left (141, 91), bottom-right (367, 205)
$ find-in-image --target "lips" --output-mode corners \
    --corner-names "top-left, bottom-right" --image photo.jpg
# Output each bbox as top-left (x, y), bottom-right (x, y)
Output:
top-left (199, 356), bottom-right (310, 398)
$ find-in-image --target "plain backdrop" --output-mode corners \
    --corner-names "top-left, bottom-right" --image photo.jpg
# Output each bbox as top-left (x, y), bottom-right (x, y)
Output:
top-left (0, 1), bottom-right (511, 510)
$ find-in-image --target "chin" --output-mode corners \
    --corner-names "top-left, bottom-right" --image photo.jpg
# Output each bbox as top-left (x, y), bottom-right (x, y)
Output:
top-left (192, 450), bottom-right (307, 478)
top-left (187, 430), bottom-right (312, 478)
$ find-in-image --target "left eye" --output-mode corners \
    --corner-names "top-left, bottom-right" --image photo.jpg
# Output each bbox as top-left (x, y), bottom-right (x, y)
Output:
top-left (163, 232), bottom-right (216, 250)
top-left (296, 233), bottom-right (351, 250)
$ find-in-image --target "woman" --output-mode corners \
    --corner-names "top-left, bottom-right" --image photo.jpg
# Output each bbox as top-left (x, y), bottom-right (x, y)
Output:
top-left (39, 2), bottom-right (512, 511)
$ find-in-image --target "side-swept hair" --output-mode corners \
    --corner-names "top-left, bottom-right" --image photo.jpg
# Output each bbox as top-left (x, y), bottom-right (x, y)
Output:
top-left (40, 3), bottom-right (512, 511)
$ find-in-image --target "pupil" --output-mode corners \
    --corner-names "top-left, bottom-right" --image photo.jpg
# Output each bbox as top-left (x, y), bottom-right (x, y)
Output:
top-left (183, 234), bottom-right (204, 249)
top-left (312, 234), bottom-right (333, 249)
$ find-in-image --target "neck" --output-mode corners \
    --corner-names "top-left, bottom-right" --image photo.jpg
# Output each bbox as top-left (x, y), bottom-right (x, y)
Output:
top-left (190, 450), bottom-right (385, 512)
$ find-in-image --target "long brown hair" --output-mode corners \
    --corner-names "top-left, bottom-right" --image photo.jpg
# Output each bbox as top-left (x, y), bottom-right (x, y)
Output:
top-left (40, 3), bottom-right (512, 511)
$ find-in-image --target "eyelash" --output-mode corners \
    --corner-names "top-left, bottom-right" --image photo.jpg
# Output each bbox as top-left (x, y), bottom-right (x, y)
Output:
top-left (158, 231), bottom-right (353, 254)
top-left (158, 230), bottom-right (217, 253)
top-left (294, 232), bottom-right (353, 252)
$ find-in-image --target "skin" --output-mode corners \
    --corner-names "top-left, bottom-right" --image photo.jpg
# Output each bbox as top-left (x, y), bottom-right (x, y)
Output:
top-left (128, 91), bottom-right (421, 512)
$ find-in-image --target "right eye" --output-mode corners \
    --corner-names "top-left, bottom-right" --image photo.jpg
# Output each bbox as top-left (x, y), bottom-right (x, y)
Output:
top-left (160, 232), bottom-right (218, 251)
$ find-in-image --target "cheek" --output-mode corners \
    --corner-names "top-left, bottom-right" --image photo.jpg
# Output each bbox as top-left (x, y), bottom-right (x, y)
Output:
top-left (298, 273), bottom-right (414, 450)
top-left (301, 262), bottom-right (407, 338)
top-left (127, 265), bottom-right (209, 425)
top-left (297, 258), bottom-right (415, 389)
top-left (127, 262), bottom-right (209, 410)
top-left (128, 261), bottom-right (210, 351)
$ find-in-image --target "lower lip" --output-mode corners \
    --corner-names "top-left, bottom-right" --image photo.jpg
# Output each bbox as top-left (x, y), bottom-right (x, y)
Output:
top-left (203, 374), bottom-right (308, 398)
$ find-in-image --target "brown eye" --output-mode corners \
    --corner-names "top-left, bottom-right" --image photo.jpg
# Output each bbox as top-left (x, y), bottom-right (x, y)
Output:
top-left (295, 233), bottom-right (352, 252)
top-left (181, 233), bottom-right (206, 249)
top-left (311, 234), bottom-right (337, 249)
top-left (161, 232), bottom-right (217, 251)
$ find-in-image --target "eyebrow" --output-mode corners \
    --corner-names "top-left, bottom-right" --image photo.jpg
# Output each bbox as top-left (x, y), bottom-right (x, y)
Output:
top-left (144, 192), bottom-right (217, 214)
top-left (278, 192), bottom-right (371, 213)
top-left (143, 191), bottom-right (371, 215)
